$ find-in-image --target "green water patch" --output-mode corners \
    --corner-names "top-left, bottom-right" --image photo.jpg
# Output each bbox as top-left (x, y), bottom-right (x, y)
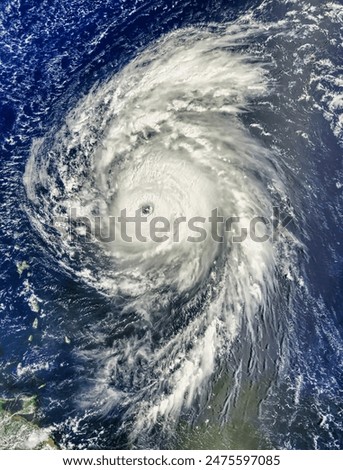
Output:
top-left (176, 373), bottom-right (273, 450)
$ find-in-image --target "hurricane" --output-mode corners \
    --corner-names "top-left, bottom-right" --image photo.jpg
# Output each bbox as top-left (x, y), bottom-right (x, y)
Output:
top-left (0, 0), bottom-right (342, 450)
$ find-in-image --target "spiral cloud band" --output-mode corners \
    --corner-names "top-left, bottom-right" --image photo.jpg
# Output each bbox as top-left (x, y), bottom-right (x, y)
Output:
top-left (24, 20), bottom-right (299, 443)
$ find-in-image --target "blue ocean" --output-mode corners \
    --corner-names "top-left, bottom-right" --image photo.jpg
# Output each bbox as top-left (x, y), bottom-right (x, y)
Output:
top-left (0, 0), bottom-right (342, 450)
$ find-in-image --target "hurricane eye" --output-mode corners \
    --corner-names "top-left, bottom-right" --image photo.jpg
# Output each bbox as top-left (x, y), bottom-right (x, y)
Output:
top-left (140, 204), bottom-right (154, 216)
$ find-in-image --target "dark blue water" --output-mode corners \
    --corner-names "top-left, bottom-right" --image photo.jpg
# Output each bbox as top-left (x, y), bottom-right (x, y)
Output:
top-left (0, 0), bottom-right (342, 450)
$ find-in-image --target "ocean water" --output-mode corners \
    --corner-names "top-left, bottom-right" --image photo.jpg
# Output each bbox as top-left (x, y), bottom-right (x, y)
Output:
top-left (0, 0), bottom-right (342, 450)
